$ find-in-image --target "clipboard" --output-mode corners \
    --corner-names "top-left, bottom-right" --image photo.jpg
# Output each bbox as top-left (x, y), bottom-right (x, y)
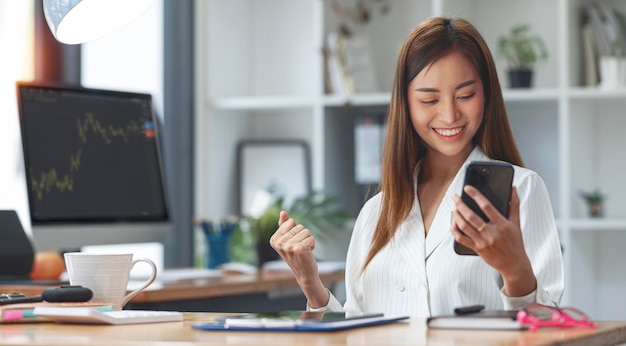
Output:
top-left (191, 312), bottom-right (409, 332)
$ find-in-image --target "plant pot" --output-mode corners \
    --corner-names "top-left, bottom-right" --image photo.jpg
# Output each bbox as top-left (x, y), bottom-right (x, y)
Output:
top-left (508, 69), bottom-right (533, 88)
top-left (588, 202), bottom-right (604, 218)
top-left (599, 56), bottom-right (624, 89)
top-left (256, 242), bottom-right (280, 268)
top-left (204, 231), bottom-right (231, 269)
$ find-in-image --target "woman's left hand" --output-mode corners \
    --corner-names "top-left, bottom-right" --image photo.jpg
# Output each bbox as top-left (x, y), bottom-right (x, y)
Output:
top-left (451, 186), bottom-right (537, 296)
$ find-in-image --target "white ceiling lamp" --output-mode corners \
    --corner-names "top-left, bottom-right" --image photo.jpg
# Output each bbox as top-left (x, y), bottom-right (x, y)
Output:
top-left (43, 0), bottom-right (157, 45)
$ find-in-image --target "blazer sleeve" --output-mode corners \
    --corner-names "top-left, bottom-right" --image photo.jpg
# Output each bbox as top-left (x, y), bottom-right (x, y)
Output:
top-left (305, 194), bottom-right (382, 314)
top-left (306, 289), bottom-right (344, 313)
top-left (501, 171), bottom-right (564, 309)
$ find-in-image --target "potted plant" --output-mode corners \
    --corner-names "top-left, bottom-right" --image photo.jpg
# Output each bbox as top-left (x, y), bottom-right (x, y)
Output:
top-left (247, 191), bottom-right (351, 267)
top-left (582, 3), bottom-right (626, 89)
top-left (579, 189), bottom-right (605, 218)
top-left (497, 24), bottom-right (548, 88)
top-left (598, 26), bottom-right (626, 89)
top-left (248, 201), bottom-right (283, 266)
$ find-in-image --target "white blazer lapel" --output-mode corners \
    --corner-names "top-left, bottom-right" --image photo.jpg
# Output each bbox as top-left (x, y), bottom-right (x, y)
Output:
top-left (392, 199), bottom-right (428, 283)
top-left (424, 183), bottom-right (458, 258)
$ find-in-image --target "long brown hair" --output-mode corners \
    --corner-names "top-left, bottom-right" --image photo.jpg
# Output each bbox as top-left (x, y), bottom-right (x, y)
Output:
top-left (362, 17), bottom-right (523, 271)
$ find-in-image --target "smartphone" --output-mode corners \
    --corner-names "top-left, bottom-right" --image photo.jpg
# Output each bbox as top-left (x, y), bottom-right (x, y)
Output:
top-left (454, 161), bottom-right (514, 255)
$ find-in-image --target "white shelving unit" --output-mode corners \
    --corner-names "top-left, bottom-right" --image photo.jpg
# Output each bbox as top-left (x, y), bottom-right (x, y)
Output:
top-left (195, 0), bottom-right (626, 320)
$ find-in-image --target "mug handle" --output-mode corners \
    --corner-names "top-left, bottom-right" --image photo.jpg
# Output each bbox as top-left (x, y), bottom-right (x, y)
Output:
top-left (121, 258), bottom-right (157, 308)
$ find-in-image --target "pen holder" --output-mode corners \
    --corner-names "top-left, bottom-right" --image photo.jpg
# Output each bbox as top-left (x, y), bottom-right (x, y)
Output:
top-left (200, 221), bottom-right (234, 269)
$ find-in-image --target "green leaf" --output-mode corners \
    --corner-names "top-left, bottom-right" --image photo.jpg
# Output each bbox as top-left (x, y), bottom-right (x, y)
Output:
top-left (247, 190), bottom-right (352, 244)
top-left (497, 24), bottom-right (548, 69)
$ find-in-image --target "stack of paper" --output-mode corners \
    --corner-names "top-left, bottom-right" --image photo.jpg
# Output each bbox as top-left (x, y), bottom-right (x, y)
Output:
top-left (1, 301), bottom-right (112, 323)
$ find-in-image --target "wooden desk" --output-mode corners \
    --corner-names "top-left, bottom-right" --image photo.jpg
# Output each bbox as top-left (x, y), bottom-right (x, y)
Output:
top-left (0, 270), bottom-right (345, 313)
top-left (0, 313), bottom-right (625, 345)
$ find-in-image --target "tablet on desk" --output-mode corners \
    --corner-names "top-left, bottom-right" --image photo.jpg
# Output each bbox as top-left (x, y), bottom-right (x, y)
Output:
top-left (192, 311), bottom-right (410, 332)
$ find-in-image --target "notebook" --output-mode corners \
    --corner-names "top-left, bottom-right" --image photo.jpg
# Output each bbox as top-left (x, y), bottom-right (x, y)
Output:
top-left (192, 311), bottom-right (410, 332)
top-left (1, 302), bottom-right (111, 323)
top-left (33, 307), bottom-right (183, 325)
top-left (427, 310), bottom-right (525, 330)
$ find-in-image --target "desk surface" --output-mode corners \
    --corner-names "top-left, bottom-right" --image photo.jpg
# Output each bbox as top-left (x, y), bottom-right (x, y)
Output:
top-left (0, 270), bottom-right (345, 303)
top-left (0, 313), bottom-right (624, 346)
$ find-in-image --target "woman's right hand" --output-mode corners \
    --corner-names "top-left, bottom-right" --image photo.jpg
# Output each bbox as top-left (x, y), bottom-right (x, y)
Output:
top-left (269, 210), bottom-right (330, 308)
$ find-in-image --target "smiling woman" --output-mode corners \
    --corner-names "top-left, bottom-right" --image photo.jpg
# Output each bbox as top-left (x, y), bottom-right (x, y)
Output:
top-left (0, 0), bottom-right (34, 233)
top-left (268, 17), bottom-right (563, 318)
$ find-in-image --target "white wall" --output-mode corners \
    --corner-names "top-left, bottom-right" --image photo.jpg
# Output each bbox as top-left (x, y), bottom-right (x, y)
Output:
top-left (0, 1), bottom-right (33, 233)
top-left (81, 0), bottom-right (163, 119)
top-left (0, 0), bottom-right (163, 237)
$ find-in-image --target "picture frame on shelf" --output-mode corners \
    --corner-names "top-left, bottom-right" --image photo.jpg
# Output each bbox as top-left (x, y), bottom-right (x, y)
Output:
top-left (236, 140), bottom-right (311, 218)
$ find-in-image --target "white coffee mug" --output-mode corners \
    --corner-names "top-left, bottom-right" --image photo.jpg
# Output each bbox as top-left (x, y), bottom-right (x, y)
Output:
top-left (64, 252), bottom-right (157, 310)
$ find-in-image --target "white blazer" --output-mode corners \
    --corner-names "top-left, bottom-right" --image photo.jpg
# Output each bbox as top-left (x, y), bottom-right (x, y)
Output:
top-left (315, 146), bottom-right (564, 317)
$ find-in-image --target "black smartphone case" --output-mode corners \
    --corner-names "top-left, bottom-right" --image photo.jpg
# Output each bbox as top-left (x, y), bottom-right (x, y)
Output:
top-left (454, 161), bottom-right (514, 255)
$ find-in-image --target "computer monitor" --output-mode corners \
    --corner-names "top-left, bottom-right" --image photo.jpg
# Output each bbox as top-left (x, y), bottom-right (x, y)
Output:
top-left (16, 82), bottom-right (170, 252)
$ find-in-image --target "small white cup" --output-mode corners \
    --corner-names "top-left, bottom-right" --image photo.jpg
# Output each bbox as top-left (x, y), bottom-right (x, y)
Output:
top-left (64, 252), bottom-right (157, 310)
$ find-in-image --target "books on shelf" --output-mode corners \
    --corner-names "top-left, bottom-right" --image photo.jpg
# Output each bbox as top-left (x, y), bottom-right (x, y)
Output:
top-left (586, 3), bottom-right (613, 57)
top-left (324, 32), bottom-right (379, 96)
top-left (581, 2), bottom-right (626, 56)
top-left (343, 35), bottom-right (379, 94)
top-left (581, 2), bottom-right (626, 88)
top-left (427, 310), bottom-right (524, 330)
top-left (581, 20), bottom-right (598, 87)
top-left (1, 301), bottom-right (112, 323)
top-left (325, 32), bottom-right (353, 96)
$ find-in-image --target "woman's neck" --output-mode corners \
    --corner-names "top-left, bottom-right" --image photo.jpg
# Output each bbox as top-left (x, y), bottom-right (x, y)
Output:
top-left (419, 147), bottom-right (473, 184)
top-left (417, 146), bottom-right (473, 235)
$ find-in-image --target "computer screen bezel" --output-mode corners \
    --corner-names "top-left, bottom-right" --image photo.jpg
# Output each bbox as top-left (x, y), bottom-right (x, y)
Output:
top-left (16, 81), bottom-right (169, 230)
